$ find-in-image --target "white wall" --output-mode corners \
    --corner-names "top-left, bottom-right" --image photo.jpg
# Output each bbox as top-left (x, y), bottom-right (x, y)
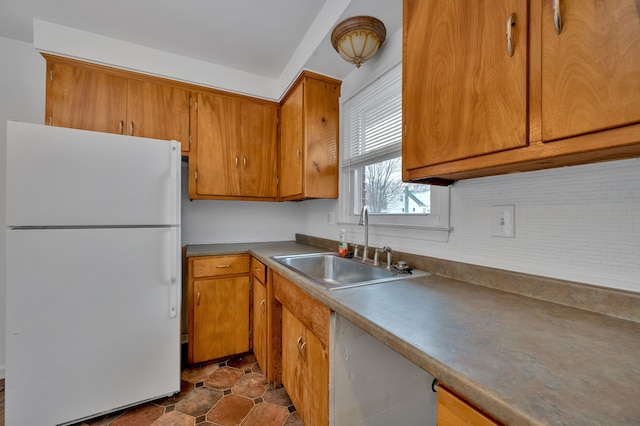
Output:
top-left (179, 163), bottom-right (305, 245)
top-left (0, 36), bottom-right (46, 378)
top-left (300, 160), bottom-right (640, 293)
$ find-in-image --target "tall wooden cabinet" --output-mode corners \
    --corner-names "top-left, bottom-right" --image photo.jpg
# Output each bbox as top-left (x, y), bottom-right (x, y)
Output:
top-left (279, 71), bottom-right (341, 200)
top-left (187, 254), bottom-right (250, 364)
top-left (45, 55), bottom-right (192, 155)
top-left (402, 0), bottom-right (640, 183)
top-left (189, 92), bottom-right (279, 200)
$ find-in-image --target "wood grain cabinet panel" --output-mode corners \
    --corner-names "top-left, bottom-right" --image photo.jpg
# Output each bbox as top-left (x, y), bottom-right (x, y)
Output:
top-left (126, 79), bottom-right (191, 146)
top-left (188, 255), bottom-right (250, 364)
top-left (279, 71), bottom-right (341, 200)
top-left (541, 0), bottom-right (640, 141)
top-left (251, 257), bottom-right (268, 376)
top-left (438, 385), bottom-right (501, 426)
top-left (273, 271), bottom-right (330, 426)
top-left (403, 0), bottom-right (528, 171)
top-left (190, 92), bottom-right (278, 200)
top-left (45, 55), bottom-right (192, 154)
top-left (402, 0), bottom-right (640, 183)
top-left (46, 61), bottom-right (128, 134)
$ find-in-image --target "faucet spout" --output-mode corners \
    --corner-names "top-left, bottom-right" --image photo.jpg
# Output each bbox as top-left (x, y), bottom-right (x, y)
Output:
top-left (359, 206), bottom-right (369, 262)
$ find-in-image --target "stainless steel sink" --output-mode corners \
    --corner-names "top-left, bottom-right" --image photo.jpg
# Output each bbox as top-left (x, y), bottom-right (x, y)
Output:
top-left (271, 252), bottom-right (429, 290)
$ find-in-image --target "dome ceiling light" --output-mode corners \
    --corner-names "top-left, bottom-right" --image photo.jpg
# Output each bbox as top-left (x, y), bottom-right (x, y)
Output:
top-left (331, 16), bottom-right (387, 68)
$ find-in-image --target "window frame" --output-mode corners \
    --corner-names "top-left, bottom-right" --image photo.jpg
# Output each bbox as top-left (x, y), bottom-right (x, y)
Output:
top-left (337, 62), bottom-right (451, 237)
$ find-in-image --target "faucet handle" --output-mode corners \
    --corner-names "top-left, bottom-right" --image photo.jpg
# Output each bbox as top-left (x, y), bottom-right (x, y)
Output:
top-left (382, 246), bottom-right (393, 269)
top-left (353, 245), bottom-right (360, 258)
top-left (373, 248), bottom-right (382, 266)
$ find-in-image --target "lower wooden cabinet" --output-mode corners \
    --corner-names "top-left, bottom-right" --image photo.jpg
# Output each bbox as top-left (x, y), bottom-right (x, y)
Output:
top-left (282, 306), bottom-right (329, 426)
top-left (251, 257), bottom-right (268, 375)
top-left (438, 385), bottom-right (501, 426)
top-left (273, 271), bottom-right (330, 426)
top-left (188, 254), bottom-right (250, 364)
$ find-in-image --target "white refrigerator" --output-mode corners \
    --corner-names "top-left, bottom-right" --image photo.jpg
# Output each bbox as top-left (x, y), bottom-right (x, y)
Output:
top-left (5, 121), bottom-right (182, 425)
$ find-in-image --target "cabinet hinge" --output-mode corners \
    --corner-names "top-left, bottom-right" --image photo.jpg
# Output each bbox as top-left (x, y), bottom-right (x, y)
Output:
top-left (249, 330), bottom-right (253, 340)
top-left (49, 69), bottom-right (53, 80)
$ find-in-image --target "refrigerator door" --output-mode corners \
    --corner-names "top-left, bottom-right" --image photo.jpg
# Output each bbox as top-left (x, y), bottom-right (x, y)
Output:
top-left (6, 121), bottom-right (180, 227)
top-left (5, 227), bottom-right (181, 425)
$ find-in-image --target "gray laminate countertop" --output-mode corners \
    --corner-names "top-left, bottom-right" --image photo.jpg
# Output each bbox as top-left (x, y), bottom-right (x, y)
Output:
top-left (187, 242), bottom-right (640, 425)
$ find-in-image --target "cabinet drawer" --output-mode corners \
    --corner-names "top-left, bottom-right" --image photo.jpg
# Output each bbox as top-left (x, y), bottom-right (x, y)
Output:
top-left (192, 255), bottom-right (249, 278)
top-left (251, 257), bottom-right (267, 284)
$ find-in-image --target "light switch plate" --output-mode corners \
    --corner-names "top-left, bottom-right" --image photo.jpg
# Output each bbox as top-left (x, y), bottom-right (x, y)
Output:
top-left (491, 205), bottom-right (515, 238)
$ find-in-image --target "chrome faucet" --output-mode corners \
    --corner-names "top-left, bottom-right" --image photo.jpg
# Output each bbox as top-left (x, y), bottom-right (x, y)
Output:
top-left (359, 206), bottom-right (369, 263)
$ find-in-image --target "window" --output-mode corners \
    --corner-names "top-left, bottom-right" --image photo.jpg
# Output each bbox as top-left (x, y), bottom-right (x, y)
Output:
top-left (340, 62), bottom-right (450, 232)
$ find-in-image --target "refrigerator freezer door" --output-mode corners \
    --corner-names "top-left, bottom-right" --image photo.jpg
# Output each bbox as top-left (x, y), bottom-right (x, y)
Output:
top-left (5, 227), bottom-right (181, 425)
top-left (6, 121), bottom-right (180, 227)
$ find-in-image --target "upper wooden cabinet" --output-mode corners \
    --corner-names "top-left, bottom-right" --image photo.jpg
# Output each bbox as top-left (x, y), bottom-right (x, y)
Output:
top-left (541, 0), bottom-right (640, 141)
top-left (45, 55), bottom-right (192, 154)
top-left (402, 0), bottom-right (640, 184)
top-left (189, 92), bottom-right (278, 200)
top-left (279, 71), bottom-right (341, 200)
top-left (403, 0), bottom-right (528, 170)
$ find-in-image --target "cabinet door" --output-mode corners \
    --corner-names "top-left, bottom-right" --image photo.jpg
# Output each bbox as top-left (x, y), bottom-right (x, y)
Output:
top-left (282, 307), bottom-right (308, 420)
top-left (403, 0), bottom-right (528, 170)
top-left (438, 386), bottom-right (500, 426)
top-left (541, 0), bottom-right (640, 141)
top-left (279, 83), bottom-right (304, 198)
top-left (195, 92), bottom-right (242, 196)
top-left (192, 276), bottom-right (249, 363)
top-left (252, 279), bottom-right (267, 373)
top-left (46, 62), bottom-right (127, 134)
top-left (126, 79), bottom-right (191, 147)
top-left (304, 325), bottom-right (329, 426)
top-left (240, 101), bottom-right (278, 197)
top-left (303, 77), bottom-right (340, 199)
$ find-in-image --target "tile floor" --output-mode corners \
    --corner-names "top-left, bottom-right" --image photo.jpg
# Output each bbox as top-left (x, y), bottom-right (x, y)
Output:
top-left (0, 353), bottom-right (302, 426)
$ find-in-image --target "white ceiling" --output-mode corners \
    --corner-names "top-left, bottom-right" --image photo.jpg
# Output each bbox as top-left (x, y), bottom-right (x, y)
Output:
top-left (0, 0), bottom-right (401, 81)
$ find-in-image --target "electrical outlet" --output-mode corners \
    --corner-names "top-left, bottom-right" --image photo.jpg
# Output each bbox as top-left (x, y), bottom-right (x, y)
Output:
top-left (327, 211), bottom-right (335, 224)
top-left (491, 205), bottom-right (515, 238)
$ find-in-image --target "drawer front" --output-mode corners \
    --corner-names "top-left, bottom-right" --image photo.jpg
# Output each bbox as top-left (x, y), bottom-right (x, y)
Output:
top-left (192, 254), bottom-right (250, 278)
top-left (251, 257), bottom-right (267, 284)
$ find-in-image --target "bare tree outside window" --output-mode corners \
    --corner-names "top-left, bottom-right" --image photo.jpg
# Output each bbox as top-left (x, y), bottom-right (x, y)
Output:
top-left (359, 157), bottom-right (430, 215)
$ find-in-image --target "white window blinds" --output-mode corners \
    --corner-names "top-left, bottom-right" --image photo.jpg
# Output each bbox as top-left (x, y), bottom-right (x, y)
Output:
top-left (342, 63), bottom-right (402, 167)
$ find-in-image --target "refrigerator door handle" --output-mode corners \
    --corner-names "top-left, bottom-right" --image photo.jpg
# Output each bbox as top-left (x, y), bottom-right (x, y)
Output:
top-left (169, 143), bottom-right (179, 225)
top-left (169, 227), bottom-right (178, 318)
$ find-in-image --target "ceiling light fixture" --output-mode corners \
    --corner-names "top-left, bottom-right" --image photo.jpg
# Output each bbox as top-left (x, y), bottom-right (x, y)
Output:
top-left (331, 16), bottom-right (386, 68)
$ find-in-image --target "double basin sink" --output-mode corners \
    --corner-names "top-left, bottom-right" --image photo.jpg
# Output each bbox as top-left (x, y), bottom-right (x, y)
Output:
top-left (271, 252), bottom-right (429, 290)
